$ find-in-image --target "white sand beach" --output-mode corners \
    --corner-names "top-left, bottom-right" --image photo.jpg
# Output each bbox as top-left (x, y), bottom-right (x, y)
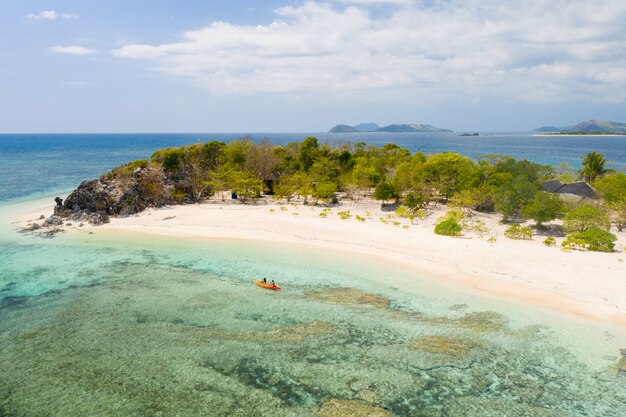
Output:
top-left (17, 198), bottom-right (626, 325)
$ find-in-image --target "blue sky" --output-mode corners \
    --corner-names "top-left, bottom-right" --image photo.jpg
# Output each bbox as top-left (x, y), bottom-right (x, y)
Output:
top-left (1, 0), bottom-right (626, 133)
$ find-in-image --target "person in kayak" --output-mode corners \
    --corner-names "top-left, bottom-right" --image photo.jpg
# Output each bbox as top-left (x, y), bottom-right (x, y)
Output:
top-left (262, 277), bottom-right (267, 284)
top-left (270, 280), bottom-right (276, 287)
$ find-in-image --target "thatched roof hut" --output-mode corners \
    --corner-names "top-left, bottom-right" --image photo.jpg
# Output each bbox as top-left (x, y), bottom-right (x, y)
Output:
top-left (541, 180), bottom-right (597, 199)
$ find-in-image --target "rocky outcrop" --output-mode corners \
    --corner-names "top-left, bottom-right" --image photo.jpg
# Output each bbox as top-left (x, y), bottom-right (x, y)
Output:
top-left (53, 166), bottom-right (173, 224)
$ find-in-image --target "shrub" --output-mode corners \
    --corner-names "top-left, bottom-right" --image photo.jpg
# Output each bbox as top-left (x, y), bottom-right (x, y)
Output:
top-left (543, 236), bottom-right (556, 246)
top-left (355, 215), bottom-right (366, 222)
top-left (504, 224), bottom-right (533, 240)
top-left (487, 236), bottom-right (497, 243)
top-left (561, 228), bottom-right (616, 252)
top-left (337, 210), bottom-right (351, 220)
top-left (437, 210), bottom-right (463, 223)
top-left (395, 206), bottom-right (411, 218)
top-left (521, 191), bottom-right (563, 227)
top-left (313, 181), bottom-right (337, 202)
top-left (562, 205), bottom-right (610, 234)
top-left (434, 219), bottom-right (462, 236)
top-left (374, 182), bottom-right (398, 205)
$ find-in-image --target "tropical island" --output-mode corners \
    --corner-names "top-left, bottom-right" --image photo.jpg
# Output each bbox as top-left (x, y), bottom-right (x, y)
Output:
top-left (328, 123), bottom-right (452, 133)
top-left (534, 119), bottom-right (626, 135)
top-left (18, 137), bottom-right (626, 324)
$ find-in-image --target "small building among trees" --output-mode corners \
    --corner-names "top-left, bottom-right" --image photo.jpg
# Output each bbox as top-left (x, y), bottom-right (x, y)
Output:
top-left (541, 180), bottom-right (597, 200)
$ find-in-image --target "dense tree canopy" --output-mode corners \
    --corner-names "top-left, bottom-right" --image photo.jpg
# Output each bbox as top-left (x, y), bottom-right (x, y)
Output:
top-left (105, 138), bottom-right (608, 233)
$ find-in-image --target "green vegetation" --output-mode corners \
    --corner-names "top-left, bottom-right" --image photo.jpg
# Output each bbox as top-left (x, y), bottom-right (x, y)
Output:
top-left (562, 205), bottom-right (610, 234)
top-left (578, 151), bottom-right (608, 182)
top-left (562, 228), bottom-right (616, 252)
top-left (594, 172), bottom-right (626, 231)
top-left (543, 236), bottom-right (556, 246)
top-left (125, 138), bottom-right (559, 217)
top-left (96, 138), bottom-right (621, 256)
top-left (337, 210), bottom-right (351, 220)
top-left (521, 191), bottom-right (563, 228)
top-left (374, 182), bottom-right (398, 206)
top-left (434, 219), bottom-right (462, 236)
top-left (438, 210), bottom-right (464, 223)
top-left (504, 224), bottom-right (533, 240)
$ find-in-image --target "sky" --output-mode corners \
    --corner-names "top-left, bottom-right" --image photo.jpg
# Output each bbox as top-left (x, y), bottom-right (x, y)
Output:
top-left (1, 0), bottom-right (626, 133)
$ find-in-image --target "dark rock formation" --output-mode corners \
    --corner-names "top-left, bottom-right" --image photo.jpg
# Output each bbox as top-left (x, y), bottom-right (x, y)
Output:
top-left (53, 166), bottom-right (172, 225)
top-left (42, 215), bottom-right (64, 227)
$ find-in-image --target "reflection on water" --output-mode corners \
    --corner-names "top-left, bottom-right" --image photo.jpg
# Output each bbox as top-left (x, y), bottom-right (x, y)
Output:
top-left (1, 256), bottom-right (625, 416)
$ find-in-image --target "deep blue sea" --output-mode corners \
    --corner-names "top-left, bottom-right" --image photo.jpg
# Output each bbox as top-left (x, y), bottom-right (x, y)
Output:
top-left (1, 132), bottom-right (625, 203)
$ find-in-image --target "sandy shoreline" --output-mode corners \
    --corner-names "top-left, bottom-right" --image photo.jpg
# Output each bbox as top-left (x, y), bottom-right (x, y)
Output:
top-left (16, 198), bottom-right (626, 326)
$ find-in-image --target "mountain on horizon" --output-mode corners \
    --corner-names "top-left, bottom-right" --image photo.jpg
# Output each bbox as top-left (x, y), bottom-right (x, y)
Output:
top-left (534, 119), bottom-right (626, 134)
top-left (353, 122), bottom-right (380, 132)
top-left (329, 122), bottom-right (451, 133)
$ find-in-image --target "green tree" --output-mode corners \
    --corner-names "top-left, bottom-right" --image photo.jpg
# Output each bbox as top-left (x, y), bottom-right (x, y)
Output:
top-left (313, 181), bottom-right (337, 203)
top-left (521, 191), bottom-right (563, 228)
top-left (227, 171), bottom-right (263, 201)
top-left (419, 153), bottom-right (477, 201)
top-left (562, 205), bottom-right (610, 234)
top-left (245, 139), bottom-right (279, 181)
top-left (298, 137), bottom-right (320, 172)
top-left (578, 152), bottom-right (608, 182)
top-left (594, 172), bottom-right (626, 231)
top-left (374, 182), bottom-right (398, 206)
top-left (351, 158), bottom-right (379, 196)
top-left (403, 192), bottom-right (425, 214)
top-left (493, 177), bottom-right (540, 222)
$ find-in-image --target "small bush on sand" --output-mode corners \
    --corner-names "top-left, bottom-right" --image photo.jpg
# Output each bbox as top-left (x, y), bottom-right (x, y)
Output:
top-left (434, 219), bottom-right (462, 236)
top-left (337, 210), bottom-right (351, 220)
top-left (504, 224), bottom-right (532, 240)
top-left (543, 236), bottom-right (556, 246)
top-left (563, 205), bottom-right (610, 234)
top-left (561, 228), bottom-right (616, 252)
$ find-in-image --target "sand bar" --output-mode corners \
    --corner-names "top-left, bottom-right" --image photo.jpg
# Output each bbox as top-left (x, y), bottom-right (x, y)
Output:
top-left (17, 198), bottom-right (626, 326)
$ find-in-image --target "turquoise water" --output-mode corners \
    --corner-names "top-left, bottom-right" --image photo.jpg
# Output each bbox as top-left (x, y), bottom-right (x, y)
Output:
top-left (1, 199), bottom-right (625, 416)
top-left (1, 134), bottom-right (626, 415)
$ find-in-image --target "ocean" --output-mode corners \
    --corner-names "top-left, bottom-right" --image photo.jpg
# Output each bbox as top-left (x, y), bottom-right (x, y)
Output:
top-left (1, 133), bottom-right (626, 416)
top-left (1, 132), bottom-right (625, 203)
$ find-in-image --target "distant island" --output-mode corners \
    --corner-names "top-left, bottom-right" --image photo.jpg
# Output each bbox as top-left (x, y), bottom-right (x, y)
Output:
top-left (534, 119), bottom-right (626, 135)
top-left (329, 122), bottom-right (452, 133)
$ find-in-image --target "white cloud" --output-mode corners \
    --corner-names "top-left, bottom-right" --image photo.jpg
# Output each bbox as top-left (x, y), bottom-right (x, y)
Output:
top-left (27, 10), bottom-right (78, 21)
top-left (50, 45), bottom-right (96, 55)
top-left (111, 0), bottom-right (626, 103)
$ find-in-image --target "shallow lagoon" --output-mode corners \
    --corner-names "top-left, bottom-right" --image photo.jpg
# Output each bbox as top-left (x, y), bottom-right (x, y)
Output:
top-left (1, 201), bottom-right (625, 416)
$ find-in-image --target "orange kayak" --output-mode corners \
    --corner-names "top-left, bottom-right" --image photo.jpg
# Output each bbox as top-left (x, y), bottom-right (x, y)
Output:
top-left (254, 280), bottom-right (281, 290)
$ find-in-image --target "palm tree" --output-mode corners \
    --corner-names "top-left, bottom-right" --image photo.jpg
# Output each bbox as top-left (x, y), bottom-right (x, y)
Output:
top-left (578, 152), bottom-right (608, 182)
